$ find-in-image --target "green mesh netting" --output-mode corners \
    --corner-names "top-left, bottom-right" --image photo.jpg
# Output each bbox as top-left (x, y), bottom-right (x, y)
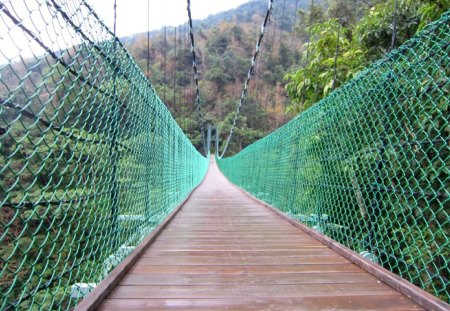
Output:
top-left (218, 11), bottom-right (450, 303)
top-left (0, 0), bottom-right (208, 309)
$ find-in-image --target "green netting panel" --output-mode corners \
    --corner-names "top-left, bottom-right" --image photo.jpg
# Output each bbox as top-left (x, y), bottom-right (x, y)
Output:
top-left (0, 1), bottom-right (208, 310)
top-left (218, 12), bottom-right (450, 302)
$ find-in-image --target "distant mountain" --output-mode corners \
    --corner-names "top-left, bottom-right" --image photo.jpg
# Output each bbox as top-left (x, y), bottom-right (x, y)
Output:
top-left (121, 0), bottom-right (311, 152)
top-left (195, 0), bottom-right (310, 31)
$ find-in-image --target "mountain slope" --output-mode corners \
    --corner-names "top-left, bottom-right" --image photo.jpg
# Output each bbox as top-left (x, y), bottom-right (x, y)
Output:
top-left (123, 0), bottom-right (309, 153)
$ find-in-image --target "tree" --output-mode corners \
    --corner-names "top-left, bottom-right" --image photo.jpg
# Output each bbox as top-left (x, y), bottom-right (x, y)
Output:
top-left (285, 0), bottom-right (450, 114)
top-left (206, 32), bottom-right (230, 55)
top-left (285, 18), bottom-right (365, 113)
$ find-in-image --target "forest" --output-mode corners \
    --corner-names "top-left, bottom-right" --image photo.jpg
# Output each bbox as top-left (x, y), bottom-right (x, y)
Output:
top-left (123, 0), bottom-right (449, 155)
top-left (0, 0), bottom-right (449, 309)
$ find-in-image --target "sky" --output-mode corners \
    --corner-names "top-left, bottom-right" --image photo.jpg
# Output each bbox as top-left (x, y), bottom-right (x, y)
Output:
top-left (89, 0), bottom-right (253, 36)
top-left (0, 0), bottom-right (252, 64)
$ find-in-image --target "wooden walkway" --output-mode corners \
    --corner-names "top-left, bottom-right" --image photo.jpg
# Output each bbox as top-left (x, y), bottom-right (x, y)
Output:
top-left (92, 158), bottom-right (427, 310)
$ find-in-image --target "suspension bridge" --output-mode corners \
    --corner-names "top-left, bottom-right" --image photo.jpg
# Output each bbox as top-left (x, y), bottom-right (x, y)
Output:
top-left (0, 0), bottom-right (449, 310)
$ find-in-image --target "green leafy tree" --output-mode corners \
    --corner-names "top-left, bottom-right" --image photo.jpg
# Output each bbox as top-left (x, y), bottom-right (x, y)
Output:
top-left (285, 19), bottom-right (365, 113)
top-left (285, 0), bottom-right (450, 114)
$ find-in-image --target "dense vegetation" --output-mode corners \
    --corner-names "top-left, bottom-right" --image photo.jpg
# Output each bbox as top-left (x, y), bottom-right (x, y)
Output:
top-left (124, 0), bottom-right (308, 154)
top-left (122, 0), bottom-right (449, 155)
top-left (285, 0), bottom-right (450, 112)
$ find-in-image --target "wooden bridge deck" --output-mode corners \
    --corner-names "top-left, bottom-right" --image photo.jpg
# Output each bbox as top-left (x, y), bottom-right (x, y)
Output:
top-left (91, 158), bottom-right (426, 310)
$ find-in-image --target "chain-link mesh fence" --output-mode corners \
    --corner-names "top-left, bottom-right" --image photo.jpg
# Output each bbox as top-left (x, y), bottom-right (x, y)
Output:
top-left (218, 11), bottom-right (450, 303)
top-left (0, 0), bottom-right (208, 309)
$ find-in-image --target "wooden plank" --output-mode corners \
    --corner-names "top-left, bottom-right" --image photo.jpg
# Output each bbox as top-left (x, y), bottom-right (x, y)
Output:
top-left (161, 230), bottom-right (304, 234)
top-left (154, 238), bottom-right (324, 243)
top-left (134, 256), bottom-right (349, 265)
top-left (150, 241), bottom-right (324, 247)
top-left (175, 216), bottom-right (274, 218)
top-left (127, 264), bottom-right (376, 275)
top-left (147, 244), bottom-right (327, 251)
top-left (157, 236), bottom-right (310, 240)
top-left (108, 283), bottom-right (398, 299)
top-left (140, 250), bottom-right (338, 257)
top-left (119, 272), bottom-right (377, 286)
top-left (98, 296), bottom-right (424, 311)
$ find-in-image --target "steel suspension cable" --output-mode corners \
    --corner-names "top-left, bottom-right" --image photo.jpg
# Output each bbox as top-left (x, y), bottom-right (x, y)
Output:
top-left (332, 0), bottom-right (343, 91)
top-left (285, 0), bottom-right (300, 121)
top-left (113, 0), bottom-right (117, 35)
top-left (266, 5), bottom-right (277, 129)
top-left (300, 0), bottom-right (315, 109)
top-left (178, 27), bottom-right (183, 116)
top-left (147, 0), bottom-right (150, 78)
top-left (219, 0), bottom-right (274, 158)
top-left (390, 0), bottom-right (399, 51)
top-left (278, 0), bottom-right (286, 47)
top-left (279, 0), bottom-right (289, 125)
top-left (274, 0), bottom-right (287, 128)
top-left (173, 26), bottom-right (177, 114)
top-left (271, 0), bottom-right (278, 47)
top-left (186, 0), bottom-right (207, 154)
top-left (184, 22), bottom-right (188, 132)
top-left (254, 15), bottom-right (271, 131)
top-left (164, 26), bottom-right (167, 103)
top-left (263, 12), bottom-right (275, 129)
top-left (291, 0), bottom-right (299, 49)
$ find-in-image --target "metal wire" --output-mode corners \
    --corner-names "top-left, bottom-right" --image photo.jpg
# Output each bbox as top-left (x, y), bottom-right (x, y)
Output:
top-left (147, 0), bottom-right (151, 78)
top-left (0, 0), bottom-right (208, 309)
top-left (300, 0), bottom-right (315, 109)
top-left (217, 11), bottom-right (450, 303)
top-left (173, 26), bottom-right (177, 114)
top-left (291, 0), bottom-right (299, 49)
top-left (164, 26), bottom-right (167, 103)
top-left (391, 0), bottom-right (399, 51)
top-left (219, 0), bottom-right (274, 158)
top-left (186, 0), bottom-right (207, 154)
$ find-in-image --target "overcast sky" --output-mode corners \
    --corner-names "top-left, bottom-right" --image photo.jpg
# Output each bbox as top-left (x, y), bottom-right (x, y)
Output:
top-left (90, 0), bottom-right (253, 37)
top-left (0, 0), bottom-right (252, 63)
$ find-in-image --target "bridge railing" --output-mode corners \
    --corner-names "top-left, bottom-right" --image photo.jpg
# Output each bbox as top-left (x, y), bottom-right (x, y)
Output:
top-left (218, 11), bottom-right (450, 303)
top-left (0, 1), bottom-right (208, 309)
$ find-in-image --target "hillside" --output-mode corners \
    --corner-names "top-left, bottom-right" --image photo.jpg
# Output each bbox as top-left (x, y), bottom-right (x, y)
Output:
top-left (122, 0), bottom-right (309, 153)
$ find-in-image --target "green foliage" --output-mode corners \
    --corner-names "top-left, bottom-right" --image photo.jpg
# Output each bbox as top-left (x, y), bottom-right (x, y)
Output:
top-left (121, 0), bottom-right (306, 155)
top-left (286, 18), bottom-right (365, 111)
top-left (294, 3), bottom-right (326, 39)
top-left (220, 10), bottom-right (450, 302)
top-left (355, 0), bottom-right (421, 58)
top-left (206, 32), bottom-right (230, 55)
top-left (411, 0), bottom-right (450, 30)
top-left (285, 0), bottom-right (450, 114)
